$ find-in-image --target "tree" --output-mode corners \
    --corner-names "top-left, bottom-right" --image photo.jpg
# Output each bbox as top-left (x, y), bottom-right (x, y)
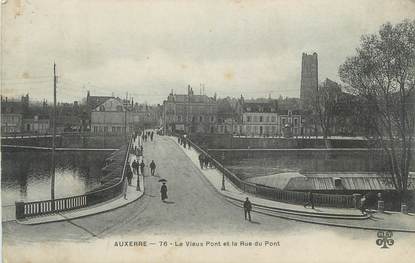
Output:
top-left (339, 19), bottom-right (415, 206)
top-left (313, 79), bottom-right (342, 139)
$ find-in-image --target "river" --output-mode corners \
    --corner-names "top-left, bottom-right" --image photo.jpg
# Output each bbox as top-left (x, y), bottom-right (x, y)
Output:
top-left (1, 150), bottom-right (113, 206)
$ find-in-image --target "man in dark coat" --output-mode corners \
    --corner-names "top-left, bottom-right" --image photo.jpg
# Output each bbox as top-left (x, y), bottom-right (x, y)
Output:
top-left (140, 160), bottom-right (145, 176)
top-left (132, 159), bottom-right (139, 175)
top-left (126, 164), bottom-right (133, 185)
top-left (304, 191), bottom-right (315, 209)
top-left (150, 160), bottom-right (156, 176)
top-left (160, 182), bottom-right (168, 201)
top-left (198, 154), bottom-right (204, 169)
top-left (243, 197), bottom-right (252, 221)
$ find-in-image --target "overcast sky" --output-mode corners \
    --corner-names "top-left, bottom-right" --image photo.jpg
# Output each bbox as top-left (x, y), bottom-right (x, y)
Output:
top-left (1, 0), bottom-right (415, 104)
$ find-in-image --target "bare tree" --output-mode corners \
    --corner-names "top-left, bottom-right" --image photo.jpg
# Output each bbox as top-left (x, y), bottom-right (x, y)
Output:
top-left (339, 19), bottom-right (415, 206)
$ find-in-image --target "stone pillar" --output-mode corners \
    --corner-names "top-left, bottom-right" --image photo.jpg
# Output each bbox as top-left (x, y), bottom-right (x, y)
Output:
top-left (15, 201), bottom-right (25, 220)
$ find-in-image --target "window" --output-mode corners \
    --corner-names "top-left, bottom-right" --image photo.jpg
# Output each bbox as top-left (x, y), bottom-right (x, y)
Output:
top-left (282, 118), bottom-right (286, 125)
top-left (178, 115), bottom-right (182, 122)
top-left (99, 105), bottom-right (105, 111)
top-left (112, 127), bottom-right (116, 133)
top-left (271, 116), bottom-right (276, 122)
top-left (116, 105), bottom-right (123, 112)
top-left (294, 118), bottom-right (298, 126)
top-left (266, 116), bottom-right (270, 122)
top-left (247, 116), bottom-right (251, 122)
top-left (199, 116), bottom-right (203, 122)
top-left (211, 116), bottom-right (214, 122)
top-left (259, 116), bottom-right (263, 122)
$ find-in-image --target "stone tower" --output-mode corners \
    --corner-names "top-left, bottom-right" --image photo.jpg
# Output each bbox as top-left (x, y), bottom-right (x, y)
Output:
top-left (300, 52), bottom-right (318, 109)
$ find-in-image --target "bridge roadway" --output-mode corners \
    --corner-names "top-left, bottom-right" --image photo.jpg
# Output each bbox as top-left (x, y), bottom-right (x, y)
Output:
top-left (1, 136), bottom-right (405, 243)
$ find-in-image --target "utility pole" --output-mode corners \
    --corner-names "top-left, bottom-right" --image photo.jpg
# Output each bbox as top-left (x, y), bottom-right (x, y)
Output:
top-left (124, 93), bottom-right (128, 143)
top-left (51, 63), bottom-right (57, 209)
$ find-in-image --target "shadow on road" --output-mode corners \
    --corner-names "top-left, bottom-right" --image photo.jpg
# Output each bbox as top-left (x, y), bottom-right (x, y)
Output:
top-left (249, 220), bottom-right (261, 224)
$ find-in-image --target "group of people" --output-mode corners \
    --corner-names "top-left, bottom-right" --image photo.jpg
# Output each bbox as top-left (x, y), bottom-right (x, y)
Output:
top-left (198, 153), bottom-right (213, 169)
top-left (142, 130), bottom-right (155, 142)
top-left (178, 136), bottom-right (190, 149)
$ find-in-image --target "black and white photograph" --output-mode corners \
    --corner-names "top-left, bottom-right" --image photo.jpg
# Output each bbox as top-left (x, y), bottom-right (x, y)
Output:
top-left (1, 0), bottom-right (415, 262)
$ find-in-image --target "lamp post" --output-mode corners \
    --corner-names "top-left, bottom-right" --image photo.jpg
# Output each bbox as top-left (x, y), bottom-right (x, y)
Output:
top-left (221, 152), bottom-right (226, 191)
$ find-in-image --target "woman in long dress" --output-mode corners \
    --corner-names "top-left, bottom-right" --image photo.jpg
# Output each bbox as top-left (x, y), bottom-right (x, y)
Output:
top-left (160, 183), bottom-right (168, 201)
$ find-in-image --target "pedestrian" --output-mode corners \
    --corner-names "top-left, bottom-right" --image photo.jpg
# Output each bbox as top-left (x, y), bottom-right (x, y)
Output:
top-left (183, 139), bottom-right (187, 148)
top-left (178, 136), bottom-right (181, 144)
top-left (150, 160), bottom-right (156, 176)
top-left (160, 182), bottom-right (168, 201)
top-left (140, 160), bottom-right (145, 176)
top-left (132, 159), bottom-right (139, 175)
top-left (126, 164), bottom-right (133, 185)
top-left (360, 195), bottom-right (367, 214)
top-left (151, 131), bottom-right (154, 141)
top-left (243, 197), bottom-right (252, 221)
top-left (198, 154), bottom-right (204, 169)
top-left (140, 145), bottom-right (143, 155)
top-left (304, 191), bottom-right (315, 209)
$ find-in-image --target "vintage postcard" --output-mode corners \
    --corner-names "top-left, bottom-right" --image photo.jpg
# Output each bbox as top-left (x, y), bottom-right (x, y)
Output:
top-left (1, 0), bottom-right (415, 262)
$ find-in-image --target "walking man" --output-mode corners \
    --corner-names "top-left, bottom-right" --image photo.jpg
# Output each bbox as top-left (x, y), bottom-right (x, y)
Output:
top-left (150, 160), bottom-right (156, 176)
top-left (132, 159), bottom-right (139, 175)
top-left (198, 154), bottom-right (204, 169)
top-left (126, 164), bottom-right (133, 185)
top-left (140, 160), bottom-right (145, 176)
top-left (160, 182), bottom-right (168, 201)
top-left (244, 197), bottom-right (252, 221)
top-left (304, 191), bottom-right (315, 209)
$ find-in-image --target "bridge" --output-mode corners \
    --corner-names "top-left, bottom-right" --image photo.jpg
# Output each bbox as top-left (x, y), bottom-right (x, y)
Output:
top-left (4, 134), bottom-right (414, 244)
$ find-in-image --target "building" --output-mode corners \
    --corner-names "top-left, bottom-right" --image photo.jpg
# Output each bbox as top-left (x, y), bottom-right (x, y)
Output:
top-left (238, 98), bottom-right (280, 136)
top-left (278, 109), bottom-right (303, 137)
top-left (163, 86), bottom-right (217, 134)
top-left (131, 103), bottom-right (161, 129)
top-left (300, 52), bottom-right (318, 109)
top-left (1, 112), bottom-right (23, 133)
top-left (1, 95), bottom-right (29, 133)
top-left (22, 114), bottom-right (50, 134)
top-left (90, 97), bottom-right (131, 135)
top-left (85, 91), bottom-right (114, 131)
top-left (215, 97), bottom-right (239, 134)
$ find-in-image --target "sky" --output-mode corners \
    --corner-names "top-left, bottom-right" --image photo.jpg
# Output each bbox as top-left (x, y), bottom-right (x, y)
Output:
top-left (1, 0), bottom-right (415, 104)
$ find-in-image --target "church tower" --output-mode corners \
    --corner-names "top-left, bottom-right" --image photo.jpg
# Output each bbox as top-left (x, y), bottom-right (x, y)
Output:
top-left (300, 52), bottom-right (318, 109)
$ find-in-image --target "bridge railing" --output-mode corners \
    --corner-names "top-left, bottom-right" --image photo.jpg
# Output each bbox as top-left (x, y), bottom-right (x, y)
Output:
top-left (15, 136), bottom-right (132, 220)
top-left (185, 136), bottom-right (355, 208)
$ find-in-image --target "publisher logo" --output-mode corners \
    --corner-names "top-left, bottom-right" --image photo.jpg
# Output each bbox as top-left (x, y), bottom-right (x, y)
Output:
top-left (376, 231), bottom-right (394, 249)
